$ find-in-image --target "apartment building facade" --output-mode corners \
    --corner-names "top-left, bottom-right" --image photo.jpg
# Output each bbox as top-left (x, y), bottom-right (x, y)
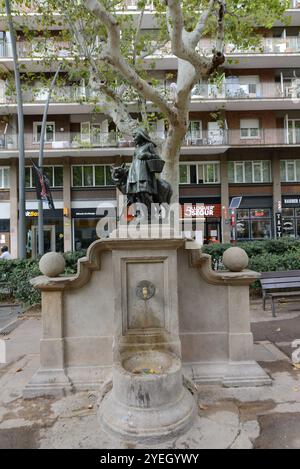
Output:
top-left (1, 1), bottom-right (300, 257)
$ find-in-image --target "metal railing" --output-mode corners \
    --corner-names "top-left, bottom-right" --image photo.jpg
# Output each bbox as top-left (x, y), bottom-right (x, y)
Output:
top-left (2, 35), bottom-right (300, 60)
top-left (1, 129), bottom-right (300, 151)
top-left (1, 82), bottom-right (300, 104)
top-left (0, 86), bottom-right (98, 104)
top-left (191, 82), bottom-right (300, 100)
top-left (0, 40), bottom-right (73, 58)
top-left (290, 0), bottom-right (300, 8)
top-left (199, 36), bottom-right (300, 55)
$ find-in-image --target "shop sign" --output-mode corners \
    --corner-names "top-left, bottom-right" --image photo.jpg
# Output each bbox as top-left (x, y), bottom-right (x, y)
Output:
top-left (254, 210), bottom-right (267, 218)
top-left (26, 210), bottom-right (39, 217)
top-left (275, 213), bottom-right (283, 238)
top-left (25, 209), bottom-right (62, 218)
top-left (182, 204), bottom-right (222, 218)
top-left (72, 208), bottom-right (99, 218)
top-left (282, 197), bottom-right (300, 207)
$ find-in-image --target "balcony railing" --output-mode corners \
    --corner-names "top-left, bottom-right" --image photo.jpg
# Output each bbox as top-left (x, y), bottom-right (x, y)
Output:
top-left (119, 0), bottom-right (155, 10)
top-left (191, 82), bottom-right (300, 100)
top-left (200, 37), bottom-right (300, 55)
top-left (1, 81), bottom-right (300, 105)
top-left (0, 86), bottom-right (98, 104)
top-left (0, 40), bottom-right (73, 58)
top-left (290, 0), bottom-right (300, 8)
top-left (1, 129), bottom-right (300, 151)
top-left (2, 35), bottom-right (300, 60)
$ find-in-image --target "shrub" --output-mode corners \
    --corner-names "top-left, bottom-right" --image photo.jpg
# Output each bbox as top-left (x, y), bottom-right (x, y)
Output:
top-left (0, 250), bottom-right (87, 307)
top-left (203, 239), bottom-right (300, 294)
top-left (0, 258), bottom-right (41, 306)
top-left (63, 250), bottom-right (87, 274)
top-left (203, 239), bottom-right (300, 271)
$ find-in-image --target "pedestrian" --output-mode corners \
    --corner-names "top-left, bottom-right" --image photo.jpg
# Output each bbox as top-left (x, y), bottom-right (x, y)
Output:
top-left (0, 245), bottom-right (12, 260)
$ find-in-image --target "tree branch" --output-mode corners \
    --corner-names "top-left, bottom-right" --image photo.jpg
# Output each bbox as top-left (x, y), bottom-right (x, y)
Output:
top-left (166, 0), bottom-right (212, 77)
top-left (133, 6), bottom-right (145, 64)
top-left (190, 0), bottom-right (216, 48)
top-left (85, 0), bottom-right (178, 124)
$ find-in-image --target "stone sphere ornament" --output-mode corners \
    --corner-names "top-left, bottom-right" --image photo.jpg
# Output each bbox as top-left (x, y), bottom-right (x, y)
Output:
top-left (39, 252), bottom-right (66, 278)
top-left (222, 247), bottom-right (249, 272)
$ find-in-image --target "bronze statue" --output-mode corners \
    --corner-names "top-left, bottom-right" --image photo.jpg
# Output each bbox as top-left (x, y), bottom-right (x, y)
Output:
top-left (111, 128), bottom-right (172, 221)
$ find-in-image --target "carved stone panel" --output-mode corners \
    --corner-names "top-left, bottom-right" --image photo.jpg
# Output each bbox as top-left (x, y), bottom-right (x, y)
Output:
top-left (125, 260), bottom-right (165, 331)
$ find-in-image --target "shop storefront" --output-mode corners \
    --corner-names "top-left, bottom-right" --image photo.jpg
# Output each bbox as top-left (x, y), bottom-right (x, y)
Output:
top-left (72, 208), bottom-right (103, 251)
top-left (0, 218), bottom-right (10, 250)
top-left (180, 199), bottom-right (222, 244)
top-left (281, 196), bottom-right (300, 238)
top-left (26, 209), bottom-right (64, 257)
top-left (234, 197), bottom-right (273, 240)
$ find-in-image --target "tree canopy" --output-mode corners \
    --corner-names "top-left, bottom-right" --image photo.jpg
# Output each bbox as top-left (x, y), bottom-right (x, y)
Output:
top-left (0, 0), bottom-right (290, 193)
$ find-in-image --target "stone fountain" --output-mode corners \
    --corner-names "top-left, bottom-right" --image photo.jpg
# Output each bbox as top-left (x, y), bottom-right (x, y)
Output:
top-left (24, 129), bottom-right (270, 443)
top-left (97, 237), bottom-right (197, 442)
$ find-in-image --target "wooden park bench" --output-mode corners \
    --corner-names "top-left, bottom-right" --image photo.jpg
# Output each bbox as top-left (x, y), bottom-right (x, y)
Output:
top-left (260, 270), bottom-right (300, 317)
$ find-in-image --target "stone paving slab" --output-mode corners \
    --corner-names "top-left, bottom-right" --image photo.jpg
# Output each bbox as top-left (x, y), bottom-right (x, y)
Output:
top-left (0, 311), bottom-right (299, 448)
top-left (0, 305), bottom-right (22, 332)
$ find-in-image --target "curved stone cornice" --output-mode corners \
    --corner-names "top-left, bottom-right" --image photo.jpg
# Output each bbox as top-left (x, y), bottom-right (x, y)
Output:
top-left (31, 237), bottom-right (186, 292)
top-left (189, 249), bottom-right (260, 286)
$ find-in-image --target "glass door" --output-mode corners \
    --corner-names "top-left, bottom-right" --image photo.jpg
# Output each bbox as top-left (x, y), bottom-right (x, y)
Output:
top-left (31, 225), bottom-right (56, 258)
top-left (205, 219), bottom-right (221, 243)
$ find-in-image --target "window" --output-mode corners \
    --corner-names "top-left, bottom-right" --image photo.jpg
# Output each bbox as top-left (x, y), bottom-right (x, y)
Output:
top-left (228, 161), bottom-right (271, 183)
top-left (236, 208), bottom-right (272, 240)
top-left (186, 121), bottom-right (202, 144)
top-left (179, 165), bottom-right (188, 184)
top-left (179, 162), bottom-right (220, 184)
top-left (72, 165), bottom-right (114, 187)
top-left (288, 120), bottom-right (300, 144)
top-left (33, 122), bottom-right (55, 144)
top-left (226, 76), bottom-right (260, 98)
top-left (80, 121), bottom-right (109, 145)
top-left (240, 119), bottom-right (260, 139)
top-left (74, 219), bottom-right (98, 251)
top-left (0, 167), bottom-right (9, 188)
top-left (281, 207), bottom-right (300, 238)
top-left (280, 160), bottom-right (300, 182)
top-left (25, 166), bottom-right (63, 188)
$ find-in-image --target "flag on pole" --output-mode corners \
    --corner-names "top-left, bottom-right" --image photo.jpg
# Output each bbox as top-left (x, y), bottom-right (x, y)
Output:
top-left (31, 159), bottom-right (55, 210)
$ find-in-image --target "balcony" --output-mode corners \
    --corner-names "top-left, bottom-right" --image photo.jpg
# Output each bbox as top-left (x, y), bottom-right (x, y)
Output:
top-left (0, 129), bottom-right (300, 156)
top-left (1, 35), bottom-right (300, 73)
top-left (0, 40), bottom-right (73, 59)
top-left (290, 0), bottom-right (300, 8)
top-left (0, 86), bottom-right (96, 104)
top-left (191, 81), bottom-right (300, 100)
top-left (1, 81), bottom-right (299, 114)
top-left (2, 36), bottom-right (298, 62)
top-left (199, 36), bottom-right (300, 55)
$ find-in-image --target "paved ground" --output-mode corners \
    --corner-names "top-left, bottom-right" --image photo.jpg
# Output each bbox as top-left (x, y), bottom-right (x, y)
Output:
top-left (0, 304), bottom-right (22, 331)
top-left (0, 299), bottom-right (299, 449)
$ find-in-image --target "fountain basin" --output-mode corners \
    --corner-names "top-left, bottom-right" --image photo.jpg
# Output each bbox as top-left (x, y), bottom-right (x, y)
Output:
top-left (122, 350), bottom-right (176, 375)
top-left (113, 350), bottom-right (183, 409)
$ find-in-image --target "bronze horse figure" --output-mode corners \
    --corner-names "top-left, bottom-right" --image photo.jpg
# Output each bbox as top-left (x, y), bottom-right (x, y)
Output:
top-left (111, 163), bottom-right (173, 219)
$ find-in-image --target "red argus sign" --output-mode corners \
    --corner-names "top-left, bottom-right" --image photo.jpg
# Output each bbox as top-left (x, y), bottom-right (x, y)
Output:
top-left (182, 204), bottom-right (222, 218)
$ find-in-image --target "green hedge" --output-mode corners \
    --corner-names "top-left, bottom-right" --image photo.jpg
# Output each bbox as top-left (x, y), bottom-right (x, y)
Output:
top-left (202, 239), bottom-right (300, 271)
top-left (1, 241), bottom-right (300, 306)
top-left (0, 250), bottom-right (86, 307)
top-left (202, 239), bottom-right (300, 294)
